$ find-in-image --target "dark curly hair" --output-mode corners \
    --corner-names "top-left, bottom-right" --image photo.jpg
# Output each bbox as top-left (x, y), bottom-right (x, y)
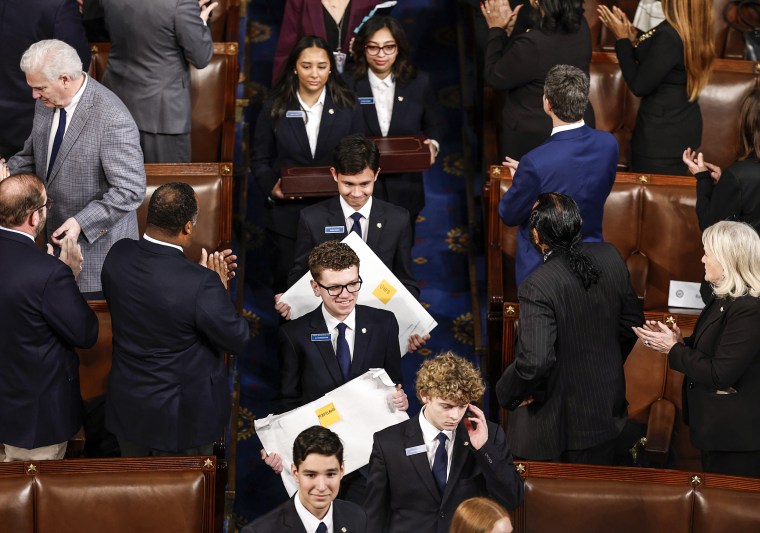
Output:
top-left (146, 182), bottom-right (198, 235)
top-left (533, 0), bottom-right (584, 33)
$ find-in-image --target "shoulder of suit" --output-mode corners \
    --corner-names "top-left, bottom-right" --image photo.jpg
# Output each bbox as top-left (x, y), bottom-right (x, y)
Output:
top-left (374, 415), bottom-right (409, 441)
top-left (302, 197), bottom-right (336, 217)
top-left (334, 498), bottom-right (367, 518)
top-left (725, 157), bottom-right (760, 179)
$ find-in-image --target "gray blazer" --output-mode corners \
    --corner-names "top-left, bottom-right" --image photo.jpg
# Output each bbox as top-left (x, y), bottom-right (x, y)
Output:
top-left (99, 0), bottom-right (213, 134)
top-left (8, 76), bottom-right (146, 293)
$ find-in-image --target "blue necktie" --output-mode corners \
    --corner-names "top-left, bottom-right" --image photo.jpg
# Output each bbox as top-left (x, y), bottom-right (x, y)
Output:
top-left (350, 212), bottom-right (363, 238)
top-left (432, 432), bottom-right (448, 494)
top-left (47, 108), bottom-right (67, 179)
top-left (336, 322), bottom-right (351, 382)
top-left (316, 523), bottom-right (327, 533)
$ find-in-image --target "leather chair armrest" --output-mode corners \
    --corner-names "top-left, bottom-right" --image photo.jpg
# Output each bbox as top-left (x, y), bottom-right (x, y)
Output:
top-left (645, 398), bottom-right (676, 467)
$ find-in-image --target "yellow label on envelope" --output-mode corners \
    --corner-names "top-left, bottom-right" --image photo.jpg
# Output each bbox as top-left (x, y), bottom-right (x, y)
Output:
top-left (315, 402), bottom-right (341, 427)
top-left (372, 279), bottom-right (397, 304)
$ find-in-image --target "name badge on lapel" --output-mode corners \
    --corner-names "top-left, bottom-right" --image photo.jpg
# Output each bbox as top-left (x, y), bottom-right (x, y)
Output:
top-left (286, 110), bottom-right (305, 119)
top-left (405, 445), bottom-right (427, 456)
top-left (358, 97), bottom-right (375, 105)
top-left (324, 226), bottom-right (345, 234)
top-left (311, 333), bottom-right (332, 342)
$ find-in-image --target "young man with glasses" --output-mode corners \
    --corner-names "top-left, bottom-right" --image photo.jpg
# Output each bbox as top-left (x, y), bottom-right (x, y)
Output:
top-left (265, 240), bottom-right (407, 504)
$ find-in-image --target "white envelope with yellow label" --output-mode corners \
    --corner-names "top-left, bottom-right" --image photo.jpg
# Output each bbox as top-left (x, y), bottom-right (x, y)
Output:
top-left (254, 368), bottom-right (409, 496)
top-left (279, 232), bottom-right (437, 355)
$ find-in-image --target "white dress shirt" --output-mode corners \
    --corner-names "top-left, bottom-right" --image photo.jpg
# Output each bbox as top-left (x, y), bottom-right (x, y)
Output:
top-left (368, 70), bottom-right (395, 136)
top-left (143, 233), bottom-right (184, 253)
top-left (550, 119), bottom-right (585, 136)
top-left (297, 87), bottom-right (327, 158)
top-left (322, 306), bottom-right (356, 361)
top-left (294, 492), bottom-right (334, 533)
top-left (339, 195), bottom-right (372, 242)
top-left (47, 74), bottom-right (88, 175)
top-left (419, 406), bottom-right (454, 479)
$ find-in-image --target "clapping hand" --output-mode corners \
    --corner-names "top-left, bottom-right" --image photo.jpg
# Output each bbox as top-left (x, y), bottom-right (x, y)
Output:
top-left (682, 148), bottom-right (722, 181)
top-left (481, 0), bottom-right (522, 36)
top-left (199, 248), bottom-right (229, 289)
top-left (597, 5), bottom-right (637, 43)
top-left (48, 234), bottom-right (84, 278)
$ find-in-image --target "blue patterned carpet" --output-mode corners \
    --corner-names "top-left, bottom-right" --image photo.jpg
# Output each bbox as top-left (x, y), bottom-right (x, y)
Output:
top-left (231, 1), bottom-right (483, 528)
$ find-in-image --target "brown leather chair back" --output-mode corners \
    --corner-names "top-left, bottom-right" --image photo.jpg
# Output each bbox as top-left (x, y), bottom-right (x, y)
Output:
top-left (139, 163), bottom-right (234, 261)
top-left (76, 301), bottom-right (112, 402)
top-left (0, 474), bottom-right (33, 533)
top-left (208, 0), bottom-right (241, 42)
top-left (88, 43), bottom-right (238, 163)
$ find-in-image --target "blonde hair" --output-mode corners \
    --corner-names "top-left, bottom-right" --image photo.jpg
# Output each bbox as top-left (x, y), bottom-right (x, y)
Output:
top-left (415, 352), bottom-right (485, 405)
top-left (450, 497), bottom-right (512, 533)
top-left (702, 221), bottom-right (760, 298)
top-left (662, 0), bottom-right (714, 101)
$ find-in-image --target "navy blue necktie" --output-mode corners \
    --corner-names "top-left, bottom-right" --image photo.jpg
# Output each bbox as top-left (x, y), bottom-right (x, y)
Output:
top-left (336, 322), bottom-right (351, 382)
top-left (316, 523), bottom-right (327, 533)
top-left (432, 432), bottom-right (448, 493)
top-left (350, 212), bottom-right (363, 238)
top-left (47, 108), bottom-right (67, 179)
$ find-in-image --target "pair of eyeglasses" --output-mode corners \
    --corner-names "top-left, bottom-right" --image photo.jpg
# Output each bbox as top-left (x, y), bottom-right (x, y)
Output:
top-left (32, 198), bottom-right (54, 212)
top-left (365, 44), bottom-right (397, 56)
top-left (316, 277), bottom-right (363, 296)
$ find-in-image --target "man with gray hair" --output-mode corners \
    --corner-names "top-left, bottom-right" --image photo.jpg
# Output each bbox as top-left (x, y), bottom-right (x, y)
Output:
top-left (3, 39), bottom-right (146, 297)
top-left (498, 64), bottom-right (619, 286)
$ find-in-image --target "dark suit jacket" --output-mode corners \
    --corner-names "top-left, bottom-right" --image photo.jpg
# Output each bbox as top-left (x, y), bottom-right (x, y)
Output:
top-left (241, 497), bottom-right (367, 533)
top-left (0, 0), bottom-right (90, 157)
top-left (669, 295), bottom-right (760, 451)
top-left (287, 196), bottom-right (419, 297)
top-left (616, 21), bottom-right (701, 173)
top-left (0, 229), bottom-right (98, 448)
top-left (100, 0), bottom-right (213, 135)
top-left (101, 238), bottom-right (248, 451)
top-left (346, 71), bottom-right (444, 215)
top-left (496, 243), bottom-right (643, 460)
top-left (498, 125), bottom-right (618, 286)
top-left (251, 94), bottom-right (360, 239)
top-left (365, 414), bottom-right (524, 533)
top-left (277, 304), bottom-right (401, 413)
top-left (272, 0), bottom-right (377, 83)
top-left (483, 19), bottom-right (594, 159)
top-left (695, 157), bottom-right (760, 232)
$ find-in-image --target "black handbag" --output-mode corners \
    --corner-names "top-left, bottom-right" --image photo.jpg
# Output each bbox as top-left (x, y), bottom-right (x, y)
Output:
top-left (724, 0), bottom-right (760, 61)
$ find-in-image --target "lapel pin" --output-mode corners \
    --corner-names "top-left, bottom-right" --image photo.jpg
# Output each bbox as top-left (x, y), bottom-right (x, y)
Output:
top-left (342, 529), bottom-right (347, 533)
top-left (377, 222), bottom-right (382, 228)
top-left (362, 328), bottom-right (367, 334)
top-left (328, 108), bottom-right (335, 115)
top-left (398, 96), bottom-right (404, 102)
top-left (720, 306), bottom-right (724, 312)
top-left (464, 441), bottom-right (469, 446)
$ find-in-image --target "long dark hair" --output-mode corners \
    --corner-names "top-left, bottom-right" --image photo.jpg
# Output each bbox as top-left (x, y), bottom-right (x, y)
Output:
top-left (738, 88), bottom-right (760, 161)
top-left (269, 36), bottom-right (355, 123)
top-left (350, 16), bottom-right (416, 85)
top-left (533, 0), bottom-right (584, 33)
top-left (529, 192), bottom-right (600, 289)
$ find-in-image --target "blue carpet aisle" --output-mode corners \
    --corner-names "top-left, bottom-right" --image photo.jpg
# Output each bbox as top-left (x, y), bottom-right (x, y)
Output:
top-left (231, 1), bottom-right (484, 528)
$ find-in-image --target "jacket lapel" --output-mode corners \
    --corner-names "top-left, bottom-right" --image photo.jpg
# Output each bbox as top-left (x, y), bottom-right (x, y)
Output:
top-left (35, 104), bottom-right (54, 179)
top-left (326, 197), bottom-right (346, 230)
top-left (48, 79), bottom-right (93, 184)
top-left (282, 498), bottom-right (308, 532)
top-left (284, 104), bottom-right (312, 161)
top-left (314, 92), bottom-right (337, 162)
top-left (691, 298), bottom-right (728, 347)
top-left (405, 414), bottom-right (441, 502)
top-left (309, 306), bottom-right (344, 386)
top-left (388, 80), bottom-right (407, 135)
top-left (350, 306), bottom-right (370, 378)
top-left (355, 76), bottom-right (382, 136)
top-left (441, 424), bottom-right (470, 505)
top-left (366, 200), bottom-right (385, 251)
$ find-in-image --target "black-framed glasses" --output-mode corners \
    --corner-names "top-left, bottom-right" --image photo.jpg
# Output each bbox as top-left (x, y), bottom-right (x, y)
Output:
top-left (316, 276), bottom-right (363, 296)
top-left (365, 44), bottom-right (397, 56)
top-left (31, 197), bottom-right (53, 213)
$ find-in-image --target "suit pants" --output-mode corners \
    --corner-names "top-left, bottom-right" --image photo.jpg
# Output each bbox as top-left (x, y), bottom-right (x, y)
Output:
top-left (2, 441), bottom-right (68, 461)
top-left (553, 438), bottom-right (616, 466)
top-left (139, 131), bottom-right (191, 164)
top-left (702, 449), bottom-right (760, 478)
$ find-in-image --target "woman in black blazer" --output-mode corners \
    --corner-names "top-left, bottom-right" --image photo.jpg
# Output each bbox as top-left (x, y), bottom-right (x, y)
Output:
top-left (251, 36), bottom-right (357, 292)
top-left (635, 221), bottom-right (760, 478)
top-left (347, 16), bottom-right (444, 235)
top-left (683, 89), bottom-right (760, 303)
top-left (482, 0), bottom-right (594, 160)
top-left (599, 0), bottom-right (714, 175)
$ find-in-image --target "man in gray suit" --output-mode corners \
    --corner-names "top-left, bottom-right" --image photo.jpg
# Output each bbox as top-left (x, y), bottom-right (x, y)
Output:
top-left (98, 0), bottom-right (217, 163)
top-left (496, 192), bottom-right (643, 465)
top-left (5, 39), bottom-right (146, 297)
